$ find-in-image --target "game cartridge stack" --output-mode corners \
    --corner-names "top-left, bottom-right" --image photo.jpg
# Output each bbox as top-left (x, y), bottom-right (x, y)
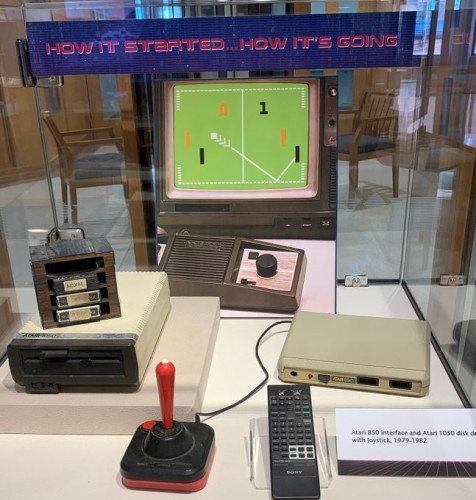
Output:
top-left (29, 237), bottom-right (121, 329)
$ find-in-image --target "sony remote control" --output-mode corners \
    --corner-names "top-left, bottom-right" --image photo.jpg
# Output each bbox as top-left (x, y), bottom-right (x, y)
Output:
top-left (267, 384), bottom-right (320, 499)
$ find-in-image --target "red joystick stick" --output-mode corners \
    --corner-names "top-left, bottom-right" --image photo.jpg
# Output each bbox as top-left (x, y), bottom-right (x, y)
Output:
top-left (156, 360), bottom-right (175, 430)
top-left (120, 360), bottom-right (215, 492)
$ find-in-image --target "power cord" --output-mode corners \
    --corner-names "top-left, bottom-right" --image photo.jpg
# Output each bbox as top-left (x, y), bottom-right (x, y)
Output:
top-left (195, 319), bottom-right (292, 422)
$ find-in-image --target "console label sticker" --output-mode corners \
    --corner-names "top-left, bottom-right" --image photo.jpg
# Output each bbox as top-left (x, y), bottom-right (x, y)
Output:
top-left (336, 408), bottom-right (476, 477)
top-left (26, 12), bottom-right (417, 76)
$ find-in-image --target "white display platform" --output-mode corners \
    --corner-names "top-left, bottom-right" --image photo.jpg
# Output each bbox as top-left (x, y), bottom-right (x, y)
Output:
top-left (1, 285), bottom-right (475, 500)
top-left (0, 296), bottom-right (220, 435)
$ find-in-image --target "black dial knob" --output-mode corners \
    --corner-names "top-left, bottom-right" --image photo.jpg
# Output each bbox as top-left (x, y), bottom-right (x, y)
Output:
top-left (256, 253), bottom-right (278, 278)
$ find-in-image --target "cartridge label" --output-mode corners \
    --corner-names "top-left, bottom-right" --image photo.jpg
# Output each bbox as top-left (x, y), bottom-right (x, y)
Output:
top-left (57, 304), bottom-right (101, 323)
top-left (63, 278), bottom-right (88, 292)
top-left (56, 290), bottom-right (101, 308)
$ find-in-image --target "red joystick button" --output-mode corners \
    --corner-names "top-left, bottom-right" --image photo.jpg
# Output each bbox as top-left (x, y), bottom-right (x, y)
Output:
top-left (156, 360), bottom-right (175, 430)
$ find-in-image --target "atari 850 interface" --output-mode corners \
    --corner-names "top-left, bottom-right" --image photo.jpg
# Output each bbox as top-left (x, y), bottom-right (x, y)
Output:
top-left (278, 312), bottom-right (430, 397)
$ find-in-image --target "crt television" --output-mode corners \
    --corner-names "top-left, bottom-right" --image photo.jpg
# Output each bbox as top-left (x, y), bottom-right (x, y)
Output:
top-left (157, 76), bottom-right (337, 240)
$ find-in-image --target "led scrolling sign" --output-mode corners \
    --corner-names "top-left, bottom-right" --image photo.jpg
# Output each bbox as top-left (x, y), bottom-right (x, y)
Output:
top-left (25, 12), bottom-right (418, 76)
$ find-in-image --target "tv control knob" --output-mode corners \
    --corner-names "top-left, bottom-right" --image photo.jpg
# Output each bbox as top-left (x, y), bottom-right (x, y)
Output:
top-left (256, 253), bottom-right (278, 278)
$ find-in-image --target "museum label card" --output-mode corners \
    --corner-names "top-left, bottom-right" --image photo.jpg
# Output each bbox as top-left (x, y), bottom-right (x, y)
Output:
top-left (336, 408), bottom-right (476, 477)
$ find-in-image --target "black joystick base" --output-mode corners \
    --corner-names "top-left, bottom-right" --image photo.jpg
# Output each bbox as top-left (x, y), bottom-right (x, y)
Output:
top-left (120, 420), bottom-right (215, 492)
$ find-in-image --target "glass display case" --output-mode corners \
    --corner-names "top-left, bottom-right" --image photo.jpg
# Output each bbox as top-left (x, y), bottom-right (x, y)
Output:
top-left (0, 1), bottom-right (475, 405)
top-left (402, 4), bottom-right (476, 407)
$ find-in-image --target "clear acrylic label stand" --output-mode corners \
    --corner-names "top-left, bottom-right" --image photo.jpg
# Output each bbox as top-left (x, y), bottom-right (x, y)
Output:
top-left (249, 416), bottom-right (332, 490)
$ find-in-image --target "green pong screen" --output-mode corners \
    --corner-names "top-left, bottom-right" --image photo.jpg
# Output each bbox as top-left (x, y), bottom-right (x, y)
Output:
top-left (172, 82), bottom-right (310, 191)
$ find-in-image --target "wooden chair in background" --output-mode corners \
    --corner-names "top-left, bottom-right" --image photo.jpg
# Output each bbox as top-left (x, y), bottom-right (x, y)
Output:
top-left (338, 91), bottom-right (400, 198)
top-left (42, 114), bottom-right (127, 223)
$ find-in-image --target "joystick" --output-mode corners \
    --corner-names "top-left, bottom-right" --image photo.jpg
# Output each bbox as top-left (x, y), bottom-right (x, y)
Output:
top-left (120, 360), bottom-right (215, 491)
top-left (256, 253), bottom-right (278, 278)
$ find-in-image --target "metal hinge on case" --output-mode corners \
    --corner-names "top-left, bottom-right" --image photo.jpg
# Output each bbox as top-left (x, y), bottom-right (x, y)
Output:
top-left (16, 39), bottom-right (63, 88)
top-left (344, 274), bottom-right (368, 287)
top-left (439, 274), bottom-right (466, 286)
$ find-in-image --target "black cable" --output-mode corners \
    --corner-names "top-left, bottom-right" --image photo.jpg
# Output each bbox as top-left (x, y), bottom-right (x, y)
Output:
top-left (195, 319), bottom-right (292, 422)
